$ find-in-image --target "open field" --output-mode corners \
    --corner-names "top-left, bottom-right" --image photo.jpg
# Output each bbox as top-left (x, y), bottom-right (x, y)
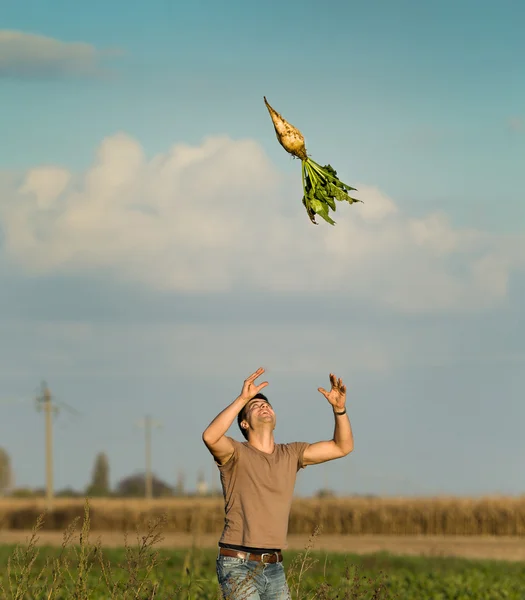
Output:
top-left (1, 502), bottom-right (525, 598)
top-left (2, 495), bottom-right (525, 537)
top-left (1, 540), bottom-right (525, 599)
top-left (2, 530), bottom-right (525, 562)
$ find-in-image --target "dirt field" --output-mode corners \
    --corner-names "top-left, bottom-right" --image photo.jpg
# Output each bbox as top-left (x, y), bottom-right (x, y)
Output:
top-left (1, 530), bottom-right (524, 562)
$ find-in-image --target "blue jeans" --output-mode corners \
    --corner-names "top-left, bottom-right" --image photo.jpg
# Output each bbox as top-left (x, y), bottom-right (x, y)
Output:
top-left (216, 554), bottom-right (291, 600)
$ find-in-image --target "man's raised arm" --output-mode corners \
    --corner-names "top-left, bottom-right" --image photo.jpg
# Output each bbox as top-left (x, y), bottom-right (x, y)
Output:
top-left (302, 373), bottom-right (354, 467)
top-left (202, 367), bottom-right (268, 465)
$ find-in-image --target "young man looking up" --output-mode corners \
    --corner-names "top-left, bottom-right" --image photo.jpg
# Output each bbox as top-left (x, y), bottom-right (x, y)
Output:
top-left (202, 367), bottom-right (354, 600)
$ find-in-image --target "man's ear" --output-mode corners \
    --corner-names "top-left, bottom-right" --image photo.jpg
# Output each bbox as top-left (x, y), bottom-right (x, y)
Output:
top-left (241, 420), bottom-right (248, 429)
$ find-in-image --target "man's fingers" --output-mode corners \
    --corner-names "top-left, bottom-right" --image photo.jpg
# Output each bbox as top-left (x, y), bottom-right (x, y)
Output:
top-left (329, 373), bottom-right (345, 390)
top-left (246, 367), bottom-right (265, 382)
top-left (329, 373), bottom-right (336, 388)
top-left (247, 367), bottom-right (264, 380)
top-left (256, 381), bottom-right (269, 392)
top-left (318, 387), bottom-right (329, 398)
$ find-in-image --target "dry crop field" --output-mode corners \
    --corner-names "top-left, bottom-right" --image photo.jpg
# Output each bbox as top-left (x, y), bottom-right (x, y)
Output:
top-left (1, 495), bottom-right (525, 563)
top-left (1, 495), bottom-right (525, 536)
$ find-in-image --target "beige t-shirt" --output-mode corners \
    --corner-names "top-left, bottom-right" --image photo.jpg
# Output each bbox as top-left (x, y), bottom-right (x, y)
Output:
top-left (217, 436), bottom-right (310, 550)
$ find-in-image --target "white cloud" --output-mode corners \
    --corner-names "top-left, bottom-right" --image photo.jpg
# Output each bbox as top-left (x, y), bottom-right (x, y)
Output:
top-left (1, 132), bottom-right (523, 313)
top-left (0, 30), bottom-right (120, 78)
top-left (19, 167), bottom-right (71, 209)
top-left (357, 186), bottom-right (398, 221)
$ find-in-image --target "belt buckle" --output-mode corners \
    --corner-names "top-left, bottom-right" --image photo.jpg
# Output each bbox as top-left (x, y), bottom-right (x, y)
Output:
top-left (261, 552), bottom-right (278, 563)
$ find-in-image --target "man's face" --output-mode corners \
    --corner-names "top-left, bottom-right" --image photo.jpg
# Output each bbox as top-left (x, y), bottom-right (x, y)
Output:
top-left (244, 398), bottom-right (276, 427)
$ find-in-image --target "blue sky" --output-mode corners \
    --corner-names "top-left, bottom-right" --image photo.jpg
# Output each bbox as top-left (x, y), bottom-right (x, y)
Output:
top-left (0, 0), bottom-right (524, 498)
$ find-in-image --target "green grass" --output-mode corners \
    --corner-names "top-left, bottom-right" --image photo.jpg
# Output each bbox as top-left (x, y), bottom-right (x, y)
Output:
top-left (0, 503), bottom-right (524, 599)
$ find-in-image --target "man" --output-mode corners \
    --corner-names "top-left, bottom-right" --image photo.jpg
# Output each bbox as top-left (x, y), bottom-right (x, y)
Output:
top-left (202, 367), bottom-right (354, 600)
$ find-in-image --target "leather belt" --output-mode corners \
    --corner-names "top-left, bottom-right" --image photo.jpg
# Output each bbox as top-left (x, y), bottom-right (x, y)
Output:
top-left (219, 547), bottom-right (283, 563)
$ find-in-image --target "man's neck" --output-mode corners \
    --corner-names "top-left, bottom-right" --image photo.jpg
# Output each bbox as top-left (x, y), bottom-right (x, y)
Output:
top-left (247, 429), bottom-right (275, 454)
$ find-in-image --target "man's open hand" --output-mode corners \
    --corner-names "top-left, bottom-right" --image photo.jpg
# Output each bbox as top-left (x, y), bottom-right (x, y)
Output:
top-left (318, 373), bottom-right (346, 411)
top-left (240, 367), bottom-right (269, 403)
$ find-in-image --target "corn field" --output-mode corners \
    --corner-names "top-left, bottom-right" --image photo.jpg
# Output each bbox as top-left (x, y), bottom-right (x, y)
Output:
top-left (1, 496), bottom-right (525, 536)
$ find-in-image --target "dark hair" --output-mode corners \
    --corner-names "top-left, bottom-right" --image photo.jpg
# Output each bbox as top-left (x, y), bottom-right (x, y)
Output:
top-left (237, 393), bottom-right (270, 440)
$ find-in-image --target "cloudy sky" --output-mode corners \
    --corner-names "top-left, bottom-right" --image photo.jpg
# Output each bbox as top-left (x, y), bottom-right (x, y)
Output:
top-left (1, 0), bottom-right (524, 498)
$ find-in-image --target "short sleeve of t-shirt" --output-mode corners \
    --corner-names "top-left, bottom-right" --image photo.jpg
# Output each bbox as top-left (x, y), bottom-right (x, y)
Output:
top-left (286, 441), bottom-right (310, 470)
top-left (216, 436), bottom-right (241, 471)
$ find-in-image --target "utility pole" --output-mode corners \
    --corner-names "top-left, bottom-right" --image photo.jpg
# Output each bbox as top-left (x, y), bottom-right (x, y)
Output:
top-left (36, 382), bottom-right (58, 511)
top-left (137, 415), bottom-right (162, 501)
top-left (2, 382), bottom-right (78, 511)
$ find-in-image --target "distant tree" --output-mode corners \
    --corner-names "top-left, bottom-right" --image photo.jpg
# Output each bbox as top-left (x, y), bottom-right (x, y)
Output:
top-left (86, 452), bottom-right (110, 497)
top-left (315, 488), bottom-right (336, 498)
top-left (0, 447), bottom-right (13, 496)
top-left (116, 472), bottom-right (173, 498)
top-left (56, 487), bottom-right (83, 498)
top-left (11, 487), bottom-right (36, 498)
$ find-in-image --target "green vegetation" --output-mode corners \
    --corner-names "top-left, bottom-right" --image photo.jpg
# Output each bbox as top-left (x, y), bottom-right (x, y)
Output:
top-left (300, 160), bottom-right (361, 226)
top-left (0, 503), bottom-right (524, 599)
